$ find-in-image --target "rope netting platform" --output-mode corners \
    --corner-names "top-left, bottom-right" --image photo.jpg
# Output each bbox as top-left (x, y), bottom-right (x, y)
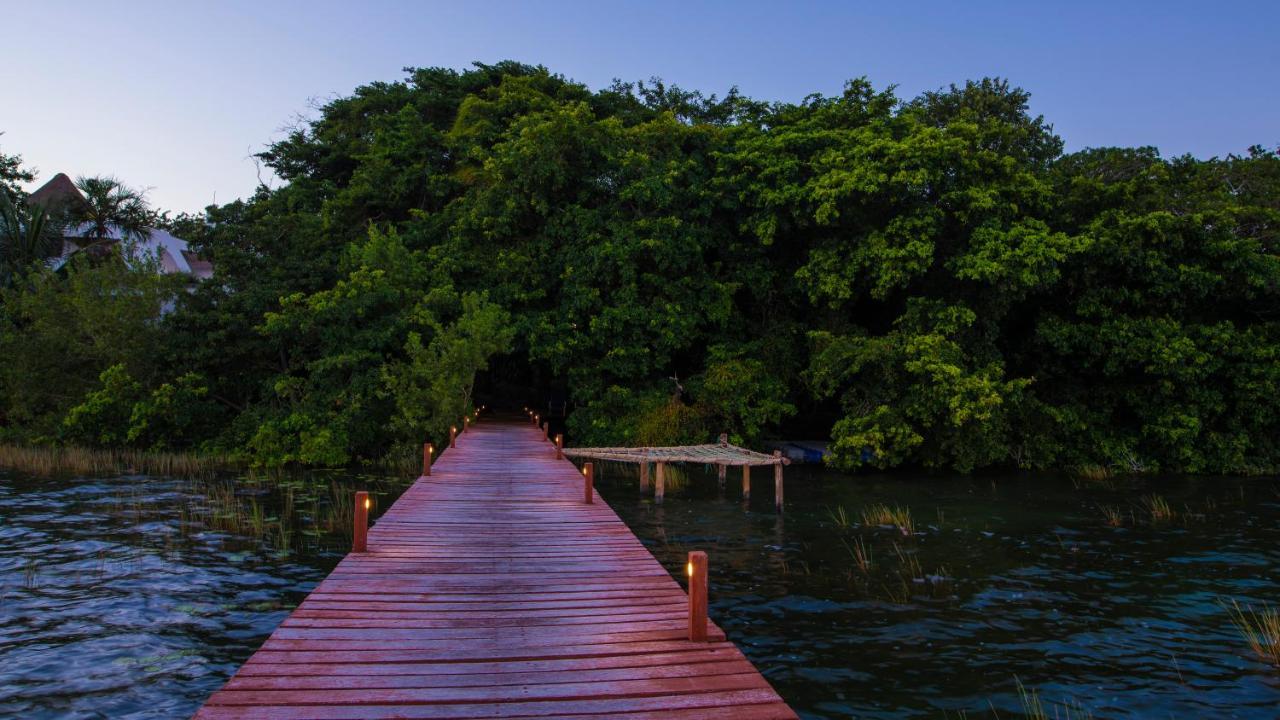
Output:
top-left (563, 442), bottom-right (790, 466)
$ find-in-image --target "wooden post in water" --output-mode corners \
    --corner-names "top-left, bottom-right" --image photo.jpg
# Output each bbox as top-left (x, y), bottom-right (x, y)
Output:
top-left (422, 442), bottom-right (433, 476)
top-left (687, 550), bottom-right (708, 641)
top-left (639, 462), bottom-right (650, 492)
top-left (353, 491), bottom-right (369, 552)
top-left (773, 450), bottom-right (783, 512)
top-left (555, 434), bottom-right (563, 460)
top-left (716, 433), bottom-right (728, 492)
top-left (742, 464), bottom-right (750, 499)
top-left (584, 462), bottom-right (594, 504)
top-left (450, 426), bottom-right (457, 448)
top-left (655, 462), bottom-right (666, 504)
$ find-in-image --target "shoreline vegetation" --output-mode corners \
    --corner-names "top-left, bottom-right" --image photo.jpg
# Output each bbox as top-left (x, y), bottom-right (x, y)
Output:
top-left (3, 62), bottom-right (1279, 477)
top-left (0, 443), bottom-right (238, 480)
top-left (0, 443), bottom-right (422, 480)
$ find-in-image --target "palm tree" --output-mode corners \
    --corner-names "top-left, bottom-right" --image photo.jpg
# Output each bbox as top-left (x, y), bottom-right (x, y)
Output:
top-left (71, 175), bottom-right (153, 250)
top-left (0, 190), bottom-right (63, 288)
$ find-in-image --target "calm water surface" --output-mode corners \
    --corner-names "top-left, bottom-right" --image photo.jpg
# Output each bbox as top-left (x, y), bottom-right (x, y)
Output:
top-left (2, 465), bottom-right (1278, 718)
top-left (597, 466), bottom-right (1280, 719)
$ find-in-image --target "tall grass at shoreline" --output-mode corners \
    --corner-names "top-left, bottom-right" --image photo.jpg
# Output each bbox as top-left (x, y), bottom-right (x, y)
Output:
top-left (0, 443), bottom-right (238, 480)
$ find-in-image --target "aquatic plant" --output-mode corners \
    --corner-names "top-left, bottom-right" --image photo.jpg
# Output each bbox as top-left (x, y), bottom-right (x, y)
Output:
top-left (828, 505), bottom-right (853, 530)
top-left (892, 542), bottom-right (923, 580)
top-left (1141, 494), bottom-right (1175, 523)
top-left (1072, 464), bottom-right (1113, 486)
top-left (1015, 676), bottom-right (1094, 719)
top-left (1224, 599), bottom-right (1280, 666)
top-left (842, 536), bottom-right (873, 573)
top-left (0, 443), bottom-right (238, 480)
top-left (1100, 505), bottom-right (1123, 527)
top-left (861, 503), bottom-right (915, 535)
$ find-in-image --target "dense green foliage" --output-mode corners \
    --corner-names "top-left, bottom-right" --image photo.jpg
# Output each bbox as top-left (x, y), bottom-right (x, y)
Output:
top-left (2, 63), bottom-right (1277, 473)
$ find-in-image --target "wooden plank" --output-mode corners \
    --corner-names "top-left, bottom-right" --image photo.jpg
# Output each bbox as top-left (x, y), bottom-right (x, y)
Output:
top-left (195, 415), bottom-right (795, 719)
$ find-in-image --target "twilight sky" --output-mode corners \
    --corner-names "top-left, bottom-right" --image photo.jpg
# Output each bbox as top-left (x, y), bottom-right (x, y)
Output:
top-left (2, 0), bottom-right (1276, 213)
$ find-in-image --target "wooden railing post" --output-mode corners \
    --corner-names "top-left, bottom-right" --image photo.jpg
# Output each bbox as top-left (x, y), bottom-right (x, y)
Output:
top-left (450, 425), bottom-right (457, 448)
top-left (655, 462), bottom-right (666, 504)
top-left (422, 442), bottom-right (433, 476)
top-left (584, 462), bottom-right (594, 504)
top-left (773, 450), bottom-right (783, 512)
top-left (687, 550), bottom-right (708, 641)
top-left (742, 464), bottom-right (750, 499)
top-left (555, 434), bottom-right (563, 459)
top-left (353, 491), bottom-right (369, 553)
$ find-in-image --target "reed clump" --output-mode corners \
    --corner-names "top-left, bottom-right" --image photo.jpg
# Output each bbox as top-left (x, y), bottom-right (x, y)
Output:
top-left (0, 443), bottom-right (238, 480)
top-left (1016, 677), bottom-right (1094, 720)
top-left (842, 536), bottom-right (873, 573)
top-left (828, 505), bottom-right (853, 530)
top-left (1100, 504), bottom-right (1124, 527)
top-left (1224, 598), bottom-right (1280, 666)
top-left (861, 503), bottom-right (915, 535)
top-left (1141, 494), bottom-right (1175, 523)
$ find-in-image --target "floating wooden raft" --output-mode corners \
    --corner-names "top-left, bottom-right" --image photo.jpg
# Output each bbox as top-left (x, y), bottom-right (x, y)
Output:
top-left (194, 415), bottom-right (797, 719)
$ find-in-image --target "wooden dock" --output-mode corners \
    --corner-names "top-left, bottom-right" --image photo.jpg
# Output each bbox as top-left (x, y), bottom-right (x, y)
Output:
top-left (195, 415), bottom-right (797, 719)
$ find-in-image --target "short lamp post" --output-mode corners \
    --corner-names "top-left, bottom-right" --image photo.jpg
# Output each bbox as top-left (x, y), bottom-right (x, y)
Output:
top-left (353, 491), bottom-right (370, 553)
top-left (687, 551), bottom-right (708, 641)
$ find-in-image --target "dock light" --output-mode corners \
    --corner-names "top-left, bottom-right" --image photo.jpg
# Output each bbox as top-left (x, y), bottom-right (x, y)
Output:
top-left (687, 561), bottom-right (693, 577)
top-left (583, 462), bottom-right (594, 504)
top-left (687, 551), bottom-right (708, 642)
top-left (364, 497), bottom-right (371, 511)
top-left (450, 426), bottom-right (457, 448)
top-left (423, 442), bottom-right (434, 476)
top-left (353, 491), bottom-right (370, 553)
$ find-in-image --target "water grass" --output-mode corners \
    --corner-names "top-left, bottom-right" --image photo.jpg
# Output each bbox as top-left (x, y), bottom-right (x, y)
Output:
top-left (1100, 504), bottom-right (1124, 527)
top-left (0, 443), bottom-right (238, 480)
top-left (1224, 598), bottom-right (1280, 666)
top-left (842, 536), bottom-right (873, 573)
top-left (1015, 676), bottom-right (1094, 719)
top-left (1141, 494), bottom-right (1175, 523)
top-left (828, 505), bottom-right (853, 530)
top-left (861, 503), bottom-right (915, 535)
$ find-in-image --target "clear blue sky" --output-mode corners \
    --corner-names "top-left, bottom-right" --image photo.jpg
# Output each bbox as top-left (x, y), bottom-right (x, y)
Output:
top-left (3, 0), bottom-right (1276, 212)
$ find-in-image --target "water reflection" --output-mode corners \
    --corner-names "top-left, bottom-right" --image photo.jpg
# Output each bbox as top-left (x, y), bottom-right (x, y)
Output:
top-left (0, 471), bottom-right (410, 719)
top-left (2, 464), bottom-right (1278, 718)
top-left (597, 465), bottom-right (1280, 719)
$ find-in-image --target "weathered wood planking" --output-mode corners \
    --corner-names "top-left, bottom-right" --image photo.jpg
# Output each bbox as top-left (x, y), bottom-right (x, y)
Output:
top-left (195, 415), bottom-right (796, 720)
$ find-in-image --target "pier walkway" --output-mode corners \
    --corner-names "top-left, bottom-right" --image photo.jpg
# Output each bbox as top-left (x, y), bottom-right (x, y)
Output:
top-left (195, 415), bottom-right (796, 719)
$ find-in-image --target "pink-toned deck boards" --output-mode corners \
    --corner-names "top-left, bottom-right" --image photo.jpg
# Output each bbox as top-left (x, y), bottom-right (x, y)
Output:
top-left (194, 416), bottom-right (796, 719)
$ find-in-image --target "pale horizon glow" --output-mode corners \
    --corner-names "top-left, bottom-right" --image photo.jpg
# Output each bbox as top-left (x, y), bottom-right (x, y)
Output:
top-left (3, 0), bottom-right (1277, 213)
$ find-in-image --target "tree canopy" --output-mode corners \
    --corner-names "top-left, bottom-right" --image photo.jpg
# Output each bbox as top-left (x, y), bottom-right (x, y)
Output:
top-left (2, 62), bottom-right (1277, 473)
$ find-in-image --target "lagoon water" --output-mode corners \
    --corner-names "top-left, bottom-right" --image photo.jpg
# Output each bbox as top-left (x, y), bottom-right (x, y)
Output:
top-left (1, 466), bottom-right (1277, 718)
